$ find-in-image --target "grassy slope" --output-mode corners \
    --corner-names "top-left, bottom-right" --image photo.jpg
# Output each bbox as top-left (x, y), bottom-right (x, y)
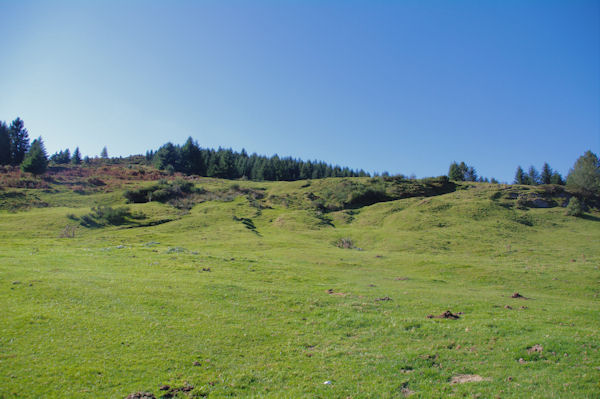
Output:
top-left (0, 176), bottom-right (598, 398)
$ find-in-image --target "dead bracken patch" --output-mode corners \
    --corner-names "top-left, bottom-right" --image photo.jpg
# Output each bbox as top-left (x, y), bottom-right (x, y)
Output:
top-left (450, 374), bottom-right (489, 384)
top-left (427, 310), bottom-right (460, 319)
top-left (527, 344), bottom-right (543, 354)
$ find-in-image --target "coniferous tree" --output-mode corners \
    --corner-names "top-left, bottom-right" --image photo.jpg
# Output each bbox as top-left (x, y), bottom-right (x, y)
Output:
top-left (566, 150), bottom-right (600, 196)
top-left (0, 121), bottom-right (11, 165)
top-left (514, 166), bottom-right (526, 184)
top-left (464, 166), bottom-right (477, 182)
top-left (50, 149), bottom-right (71, 164)
top-left (180, 137), bottom-right (203, 175)
top-left (71, 147), bottom-right (82, 165)
top-left (154, 142), bottom-right (180, 171)
top-left (540, 163), bottom-right (553, 185)
top-left (100, 146), bottom-right (108, 159)
top-left (448, 162), bottom-right (463, 181)
top-left (550, 172), bottom-right (564, 185)
top-left (9, 117), bottom-right (30, 165)
top-left (527, 166), bottom-right (540, 185)
top-left (21, 137), bottom-right (48, 175)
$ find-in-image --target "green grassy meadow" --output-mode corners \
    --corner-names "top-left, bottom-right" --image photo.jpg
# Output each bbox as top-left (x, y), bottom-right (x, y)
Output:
top-left (1, 173), bottom-right (599, 398)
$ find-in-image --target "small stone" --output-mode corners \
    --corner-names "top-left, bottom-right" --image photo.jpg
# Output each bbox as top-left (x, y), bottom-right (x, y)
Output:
top-left (324, 380), bottom-right (332, 385)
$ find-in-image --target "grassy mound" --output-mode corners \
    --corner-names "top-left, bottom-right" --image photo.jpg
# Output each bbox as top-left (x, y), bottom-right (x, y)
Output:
top-left (0, 171), bottom-right (598, 398)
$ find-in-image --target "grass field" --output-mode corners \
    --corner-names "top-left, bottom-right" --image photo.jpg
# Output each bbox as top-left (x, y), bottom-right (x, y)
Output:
top-left (1, 171), bottom-right (599, 398)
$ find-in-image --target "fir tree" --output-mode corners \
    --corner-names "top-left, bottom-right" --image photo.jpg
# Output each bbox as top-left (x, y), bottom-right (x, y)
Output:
top-left (0, 121), bottom-right (10, 165)
top-left (514, 166), bottom-right (526, 184)
top-left (100, 146), bottom-right (108, 159)
top-left (21, 137), bottom-right (48, 175)
top-left (540, 163), bottom-right (553, 185)
top-left (9, 117), bottom-right (30, 165)
top-left (71, 147), bottom-right (82, 165)
top-left (527, 166), bottom-right (540, 185)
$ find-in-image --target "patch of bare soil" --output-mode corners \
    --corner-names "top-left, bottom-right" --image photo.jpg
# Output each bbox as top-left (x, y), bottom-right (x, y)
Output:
top-left (450, 374), bottom-right (489, 384)
top-left (326, 289), bottom-right (347, 296)
top-left (527, 344), bottom-right (543, 354)
top-left (427, 310), bottom-right (461, 319)
top-left (375, 296), bottom-right (392, 302)
top-left (125, 393), bottom-right (156, 399)
top-left (395, 277), bottom-right (409, 281)
top-left (511, 292), bottom-right (529, 299)
top-left (158, 384), bottom-right (194, 398)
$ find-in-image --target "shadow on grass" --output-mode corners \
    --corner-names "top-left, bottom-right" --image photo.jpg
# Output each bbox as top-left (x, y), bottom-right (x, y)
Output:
top-left (581, 214), bottom-right (600, 222)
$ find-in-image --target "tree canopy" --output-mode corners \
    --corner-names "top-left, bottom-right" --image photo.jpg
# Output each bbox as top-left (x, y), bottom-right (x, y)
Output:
top-left (21, 137), bottom-right (48, 175)
top-left (566, 150), bottom-right (600, 196)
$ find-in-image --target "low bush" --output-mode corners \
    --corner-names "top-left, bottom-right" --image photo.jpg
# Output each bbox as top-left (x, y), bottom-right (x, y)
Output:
top-left (565, 197), bottom-right (584, 217)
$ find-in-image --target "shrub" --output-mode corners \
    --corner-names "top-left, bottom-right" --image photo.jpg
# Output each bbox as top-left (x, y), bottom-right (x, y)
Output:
top-left (335, 237), bottom-right (354, 249)
top-left (78, 206), bottom-right (144, 227)
top-left (565, 197), bottom-right (584, 217)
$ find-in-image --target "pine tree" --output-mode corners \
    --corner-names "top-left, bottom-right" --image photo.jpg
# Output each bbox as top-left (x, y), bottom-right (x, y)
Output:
top-left (527, 166), bottom-right (540, 185)
top-left (566, 150), bottom-right (600, 196)
top-left (550, 172), bottom-right (564, 185)
top-left (9, 117), bottom-right (30, 165)
top-left (21, 137), bottom-right (48, 175)
top-left (514, 166), bottom-right (526, 184)
top-left (464, 166), bottom-right (477, 182)
top-left (540, 163), bottom-right (553, 184)
top-left (154, 142), bottom-right (180, 171)
top-left (448, 162), bottom-right (463, 181)
top-left (180, 137), bottom-right (203, 175)
top-left (100, 146), bottom-right (108, 159)
top-left (0, 121), bottom-right (10, 165)
top-left (71, 147), bottom-right (82, 165)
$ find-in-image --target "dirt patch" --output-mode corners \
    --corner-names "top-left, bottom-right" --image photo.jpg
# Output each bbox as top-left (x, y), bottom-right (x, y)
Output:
top-left (158, 384), bottom-right (194, 398)
top-left (450, 374), bottom-right (489, 384)
top-left (401, 387), bottom-right (415, 396)
top-left (125, 393), bottom-right (156, 399)
top-left (527, 344), bottom-right (543, 354)
top-left (375, 296), bottom-right (392, 302)
top-left (427, 310), bottom-right (460, 319)
top-left (326, 289), bottom-right (347, 296)
top-left (395, 277), bottom-right (409, 281)
top-left (504, 305), bottom-right (513, 309)
top-left (511, 292), bottom-right (529, 299)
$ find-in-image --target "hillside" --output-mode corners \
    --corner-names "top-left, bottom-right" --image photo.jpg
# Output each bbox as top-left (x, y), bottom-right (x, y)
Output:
top-left (0, 166), bottom-right (599, 398)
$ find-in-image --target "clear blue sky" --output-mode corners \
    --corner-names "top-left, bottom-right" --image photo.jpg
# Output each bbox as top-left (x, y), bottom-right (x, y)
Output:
top-left (1, 0), bottom-right (598, 182)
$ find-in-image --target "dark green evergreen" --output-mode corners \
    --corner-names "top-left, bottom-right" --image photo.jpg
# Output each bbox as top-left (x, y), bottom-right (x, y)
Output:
top-left (50, 149), bottom-right (71, 164)
top-left (71, 147), bottom-right (82, 164)
top-left (9, 117), bottom-right (30, 165)
top-left (0, 121), bottom-right (10, 165)
top-left (20, 137), bottom-right (48, 175)
top-left (527, 166), bottom-right (540, 185)
top-left (566, 150), bottom-right (600, 196)
top-left (514, 166), bottom-right (526, 184)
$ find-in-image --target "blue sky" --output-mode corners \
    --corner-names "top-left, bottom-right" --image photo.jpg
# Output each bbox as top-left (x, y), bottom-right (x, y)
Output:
top-left (1, 0), bottom-right (598, 182)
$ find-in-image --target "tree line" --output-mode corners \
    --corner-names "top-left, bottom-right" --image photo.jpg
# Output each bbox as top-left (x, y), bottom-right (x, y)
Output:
top-left (148, 138), bottom-right (370, 181)
top-left (2, 117), bottom-right (599, 197)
